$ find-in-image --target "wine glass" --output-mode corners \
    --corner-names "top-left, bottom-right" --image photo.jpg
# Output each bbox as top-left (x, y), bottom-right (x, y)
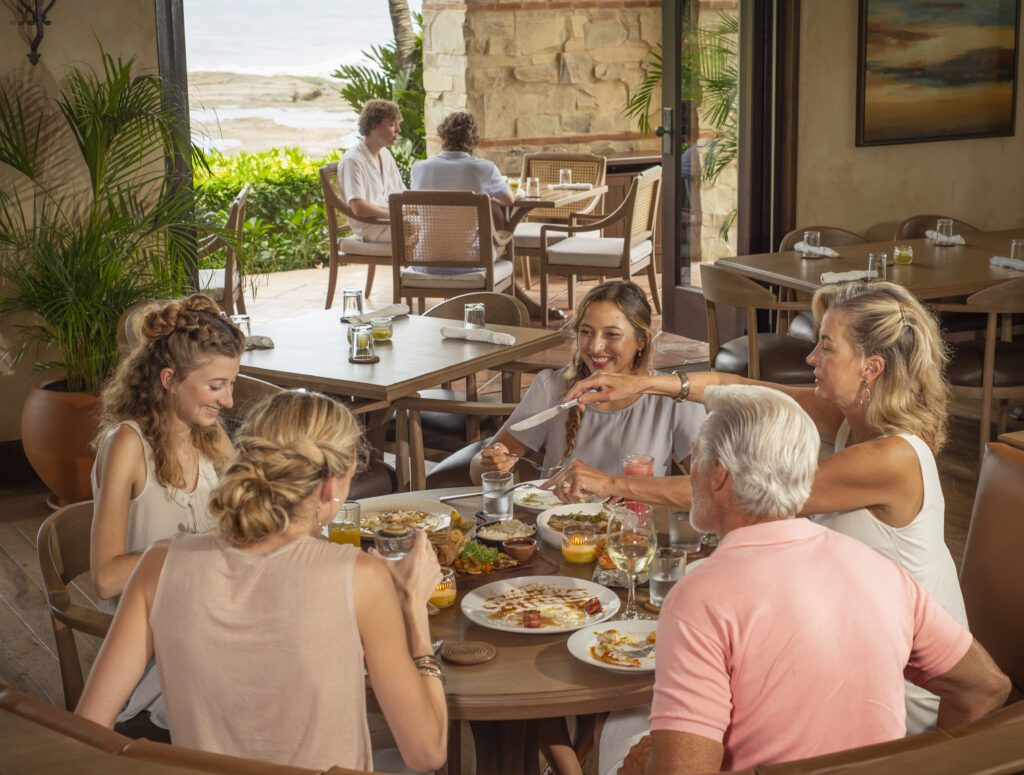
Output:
top-left (606, 504), bottom-right (656, 620)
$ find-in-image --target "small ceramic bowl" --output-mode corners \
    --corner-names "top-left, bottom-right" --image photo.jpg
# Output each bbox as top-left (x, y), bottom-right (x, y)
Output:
top-left (502, 537), bottom-right (538, 563)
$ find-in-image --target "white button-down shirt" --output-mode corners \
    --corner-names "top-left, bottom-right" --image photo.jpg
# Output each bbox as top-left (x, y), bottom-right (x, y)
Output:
top-left (337, 141), bottom-right (406, 241)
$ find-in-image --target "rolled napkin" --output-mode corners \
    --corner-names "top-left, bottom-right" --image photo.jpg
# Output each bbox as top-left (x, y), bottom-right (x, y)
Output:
top-left (793, 241), bottom-right (840, 258)
top-left (820, 270), bottom-right (876, 284)
top-left (245, 335), bottom-right (275, 351)
top-left (924, 230), bottom-right (966, 246)
top-left (990, 255), bottom-right (1024, 272)
top-left (547, 183), bottom-right (593, 191)
top-left (441, 326), bottom-right (516, 346)
top-left (341, 303), bottom-right (411, 324)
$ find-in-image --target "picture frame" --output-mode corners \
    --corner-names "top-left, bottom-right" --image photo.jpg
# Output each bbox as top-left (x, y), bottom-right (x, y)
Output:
top-left (856, 0), bottom-right (1020, 146)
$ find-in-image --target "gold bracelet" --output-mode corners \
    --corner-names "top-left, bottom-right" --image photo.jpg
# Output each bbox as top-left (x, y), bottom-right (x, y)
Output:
top-left (415, 663), bottom-right (446, 685)
top-left (672, 371), bottom-right (690, 402)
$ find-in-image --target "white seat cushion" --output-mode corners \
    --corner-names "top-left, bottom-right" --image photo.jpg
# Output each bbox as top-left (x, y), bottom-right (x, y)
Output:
top-left (401, 259), bottom-right (514, 290)
top-left (546, 237), bottom-right (653, 269)
top-left (512, 222), bottom-right (569, 250)
top-left (340, 236), bottom-right (393, 257)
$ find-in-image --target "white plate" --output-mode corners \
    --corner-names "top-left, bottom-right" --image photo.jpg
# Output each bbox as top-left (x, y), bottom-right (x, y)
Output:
top-left (535, 502), bottom-right (611, 547)
top-left (319, 495), bottom-right (456, 539)
top-left (567, 620), bottom-right (658, 674)
top-left (512, 481), bottom-right (564, 511)
top-left (460, 575), bottom-right (619, 634)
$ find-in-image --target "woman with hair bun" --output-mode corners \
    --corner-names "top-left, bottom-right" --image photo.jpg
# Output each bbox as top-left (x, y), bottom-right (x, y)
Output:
top-left (89, 294), bottom-right (244, 738)
top-left (77, 391), bottom-right (448, 772)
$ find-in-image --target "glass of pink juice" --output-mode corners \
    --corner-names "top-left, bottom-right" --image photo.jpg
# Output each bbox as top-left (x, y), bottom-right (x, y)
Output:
top-left (622, 454), bottom-right (654, 477)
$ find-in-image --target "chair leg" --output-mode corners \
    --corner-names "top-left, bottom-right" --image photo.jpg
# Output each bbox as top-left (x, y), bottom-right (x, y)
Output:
top-left (996, 400), bottom-right (1010, 436)
top-left (646, 260), bottom-right (662, 313)
top-left (325, 255), bottom-right (340, 309)
top-left (567, 274), bottom-right (576, 309)
top-left (396, 409), bottom-right (410, 491)
top-left (365, 264), bottom-right (376, 299)
top-left (235, 287), bottom-right (247, 315)
top-left (51, 618), bottom-right (85, 711)
top-left (541, 270), bottom-right (550, 328)
top-left (521, 255), bottom-right (533, 289)
top-left (410, 410), bottom-right (426, 491)
top-left (978, 394), bottom-right (993, 465)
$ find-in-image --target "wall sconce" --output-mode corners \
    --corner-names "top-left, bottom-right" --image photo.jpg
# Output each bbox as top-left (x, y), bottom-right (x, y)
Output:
top-left (18, 0), bottom-right (56, 65)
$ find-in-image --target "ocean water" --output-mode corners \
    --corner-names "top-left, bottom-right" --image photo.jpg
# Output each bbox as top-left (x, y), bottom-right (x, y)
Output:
top-left (183, 0), bottom-right (424, 77)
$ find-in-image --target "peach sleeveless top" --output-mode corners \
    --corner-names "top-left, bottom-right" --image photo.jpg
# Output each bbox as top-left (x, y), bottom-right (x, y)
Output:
top-left (150, 533), bottom-right (372, 771)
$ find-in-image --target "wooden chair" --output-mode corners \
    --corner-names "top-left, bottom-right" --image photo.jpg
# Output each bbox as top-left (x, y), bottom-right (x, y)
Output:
top-left (959, 442), bottom-right (1024, 702)
top-left (935, 278), bottom-right (1024, 461)
top-left (389, 190), bottom-right (515, 311)
top-left (0, 680), bottom-right (130, 752)
top-left (539, 166), bottom-right (661, 327)
top-left (513, 152), bottom-right (607, 289)
top-left (320, 162), bottom-right (394, 308)
top-left (36, 502), bottom-right (114, 710)
top-left (777, 226), bottom-right (867, 341)
top-left (116, 298), bottom-right (172, 358)
top-left (894, 214), bottom-right (979, 241)
top-left (700, 263), bottom-right (815, 383)
top-left (754, 730), bottom-right (953, 773)
top-left (197, 184), bottom-right (251, 316)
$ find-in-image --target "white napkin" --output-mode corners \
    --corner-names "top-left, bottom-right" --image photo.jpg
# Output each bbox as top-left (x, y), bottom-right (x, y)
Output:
top-left (793, 241), bottom-right (840, 258)
top-left (925, 230), bottom-right (966, 246)
top-left (990, 255), bottom-right (1024, 272)
top-left (821, 270), bottom-right (876, 284)
top-left (547, 183), bottom-right (593, 191)
top-left (341, 303), bottom-right (411, 324)
top-left (441, 326), bottom-right (516, 346)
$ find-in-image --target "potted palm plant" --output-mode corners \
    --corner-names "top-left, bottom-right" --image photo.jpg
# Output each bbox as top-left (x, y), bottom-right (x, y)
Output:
top-left (0, 50), bottom-right (204, 505)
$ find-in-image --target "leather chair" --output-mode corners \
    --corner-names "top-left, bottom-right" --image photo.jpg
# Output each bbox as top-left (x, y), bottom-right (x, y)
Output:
top-left (197, 184), bottom-right (251, 316)
top-left (320, 162), bottom-right (393, 307)
top-left (36, 502), bottom-right (114, 710)
top-left (700, 263), bottom-right (815, 383)
top-left (936, 278), bottom-right (1024, 461)
top-left (894, 214), bottom-right (979, 241)
top-left (777, 226), bottom-right (866, 342)
top-left (959, 442), bottom-right (1024, 701)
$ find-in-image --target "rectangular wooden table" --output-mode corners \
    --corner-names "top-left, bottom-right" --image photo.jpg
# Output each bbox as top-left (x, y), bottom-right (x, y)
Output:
top-left (715, 229), bottom-right (1024, 301)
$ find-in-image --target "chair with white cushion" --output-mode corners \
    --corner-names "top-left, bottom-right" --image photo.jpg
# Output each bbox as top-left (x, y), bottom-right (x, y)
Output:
top-left (319, 162), bottom-right (394, 308)
top-left (539, 166), bottom-right (661, 326)
top-left (513, 152), bottom-right (606, 289)
top-left (196, 184), bottom-right (250, 316)
top-left (388, 190), bottom-right (514, 311)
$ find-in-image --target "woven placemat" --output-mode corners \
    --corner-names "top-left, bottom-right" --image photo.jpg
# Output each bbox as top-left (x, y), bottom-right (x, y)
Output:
top-left (439, 641), bottom-right (498, 666)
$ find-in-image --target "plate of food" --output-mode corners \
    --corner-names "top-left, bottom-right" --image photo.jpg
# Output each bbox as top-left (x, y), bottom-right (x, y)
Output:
top-left (474, 518), bottom-right (536, 546)
top-left (356, 496), bottom-right (460, 539)
top-left (452, 540), bottom-right (519, 575)
top-left (535, 502), bottom-right (614, 547)
top-left (512, 481), bottom-right (564, 511)
top-left (460, 575), bottom-right (619, 634)
top-left (567, 620), bottom-right (657, 674)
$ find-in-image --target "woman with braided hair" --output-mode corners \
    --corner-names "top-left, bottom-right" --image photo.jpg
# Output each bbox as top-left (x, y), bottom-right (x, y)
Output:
top-left (469, 280), bottom-right (705, 483)
top-left (78, 391), bottom-right (448, 772)
top-left (88, 294), bottom-right (243, 739)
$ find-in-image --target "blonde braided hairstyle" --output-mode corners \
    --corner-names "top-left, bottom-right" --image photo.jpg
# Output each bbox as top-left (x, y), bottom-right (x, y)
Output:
top-left (561, 281), bottom-right (655, 461)
top-left (209, 390), bottom-right (366, 545)
top-left (95, 295), bottom-right (245, 487)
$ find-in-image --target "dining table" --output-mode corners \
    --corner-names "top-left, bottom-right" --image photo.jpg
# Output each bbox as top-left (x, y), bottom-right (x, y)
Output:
top-left (714, 228), bottom-right (1024, 301)
top-left (378, 485), bottom-right (699, 775)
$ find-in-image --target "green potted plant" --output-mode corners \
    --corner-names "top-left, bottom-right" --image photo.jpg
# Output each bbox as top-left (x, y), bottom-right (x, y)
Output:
top-left (0, 50), bottom-right (205, 505)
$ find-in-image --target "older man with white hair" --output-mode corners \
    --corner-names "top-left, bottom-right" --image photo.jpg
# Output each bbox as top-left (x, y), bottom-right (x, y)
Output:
top-left (608, 385), bottom-right (1008, 775)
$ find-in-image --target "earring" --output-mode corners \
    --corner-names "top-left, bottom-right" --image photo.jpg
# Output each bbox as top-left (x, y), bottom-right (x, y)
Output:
top-left (858, 379), bottom-right (872, 406)
top-left (314, 504), bottom-right (323, 526)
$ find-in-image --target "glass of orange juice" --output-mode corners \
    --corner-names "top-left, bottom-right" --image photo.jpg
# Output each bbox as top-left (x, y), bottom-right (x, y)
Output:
top-left (429, 567), bottom-right (458, 608)
top-left (328, 501), bottom-right (361, 546)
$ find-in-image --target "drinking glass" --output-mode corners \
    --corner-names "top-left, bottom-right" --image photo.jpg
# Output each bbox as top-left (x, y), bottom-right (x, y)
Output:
top-left (229, 314), bottom-right (251, 338)
top-left (606, 504), bottom-right (656, 620)
top-left (429, 567), bottom-right (458, 609)
top-left (801, 230), bottom-right (821, 258)
top-left (525, 177), bottom-right (541, 198)
top-left (622, 454), bottom-right (654, 514)
top-left (561, 523), bottom-right (597, 565)
top-left (374, 525), bottom-right (416, 560)
top-left (341, 288), bottom-right (364, 318)
top-left (558, 168), bottom-right (572, 186)
top-left (328, 501), bottom-right (361, 546)
top-left (349, 323), bottom-right (374, 361)
top-left (649, 547), bottom-right (687, 608)
top-left (893, 245), bottom-right (914, 265)
top-left (481, 470), bottom-right (514, 521)
top-left (371, 317), bottom-right (393, 341)
top-left (867, 252), bottom-right (888, 282)
top-left (936, 218), bottom-right (954, 239)
top-left (1011, 240), bottom-right (1024, 261)
top-left (508, 176), bottom-right (522, 198)
top-left (464, 302), bottom-right (486, 329)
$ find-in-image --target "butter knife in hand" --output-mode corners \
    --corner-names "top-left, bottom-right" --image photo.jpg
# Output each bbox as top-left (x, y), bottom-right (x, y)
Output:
top-left (509, 390), bottom-right (597, 432)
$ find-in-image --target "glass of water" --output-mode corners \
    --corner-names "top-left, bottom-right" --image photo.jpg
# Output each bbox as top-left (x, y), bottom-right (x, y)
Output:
top-left (649, 547), bottom-right (687, 608)
top-left (525, 177), bottom-right (541, 198)
top-left (936, 218), bottom-right (954, 239)
top-left (1011, 239), bottom-right (1024, 261)
top-left (481, 470), bottom-right (514, 521)
top-left (374, 526), bottom-right (416, 560)
top-left (464, 302), bottom-right (486, 329)
top-left (229, 314), bottom-right (251, 338)
top-left (558, 168), bottom-right (572, 186)
top-left (867, 252), bottom-right (888, 282)
top-left (801, 230), bottom-right (821, 258)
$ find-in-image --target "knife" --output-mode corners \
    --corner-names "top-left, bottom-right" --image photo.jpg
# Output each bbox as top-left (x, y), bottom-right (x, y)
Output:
top-left (509, 396), bottom-right (584, 432)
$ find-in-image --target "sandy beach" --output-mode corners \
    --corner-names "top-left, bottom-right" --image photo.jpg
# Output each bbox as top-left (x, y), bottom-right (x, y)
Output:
top-left (188, 71), bottom-right (357, 157)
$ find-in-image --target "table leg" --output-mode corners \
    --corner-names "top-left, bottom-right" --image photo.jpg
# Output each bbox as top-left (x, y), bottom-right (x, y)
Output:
top-left (469, 719), bottom-right (541, 775)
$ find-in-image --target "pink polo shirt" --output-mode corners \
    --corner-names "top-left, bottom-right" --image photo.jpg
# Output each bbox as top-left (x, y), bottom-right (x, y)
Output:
top-left (650, 519), bottom-right (971, 771)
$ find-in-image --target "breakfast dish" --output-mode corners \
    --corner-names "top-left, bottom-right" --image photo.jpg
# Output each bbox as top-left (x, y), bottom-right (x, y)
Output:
top-left (567, 620), bottom-right (658, 674)
top-left (461, 576), bottom-right (619, 634)
top-left (536, 502), bottom-right (613, 547)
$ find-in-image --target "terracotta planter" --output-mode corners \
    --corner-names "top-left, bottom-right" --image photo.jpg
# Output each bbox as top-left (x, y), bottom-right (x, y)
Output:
top-left (21, 375), bottom-right (100, 508)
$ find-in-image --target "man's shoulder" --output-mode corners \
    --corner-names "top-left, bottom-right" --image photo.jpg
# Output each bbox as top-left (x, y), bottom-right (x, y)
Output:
top-left (340, 142), bottom-right (368, 164)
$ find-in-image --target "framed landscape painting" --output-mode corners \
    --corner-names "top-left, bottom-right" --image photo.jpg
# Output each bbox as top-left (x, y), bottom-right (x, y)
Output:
top-left (857, 0), bottom-right (1020, 146)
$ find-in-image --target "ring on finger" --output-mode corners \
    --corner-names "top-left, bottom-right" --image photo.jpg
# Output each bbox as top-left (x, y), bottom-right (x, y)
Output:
top-left (561, 481), bottom-right (571, 489)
